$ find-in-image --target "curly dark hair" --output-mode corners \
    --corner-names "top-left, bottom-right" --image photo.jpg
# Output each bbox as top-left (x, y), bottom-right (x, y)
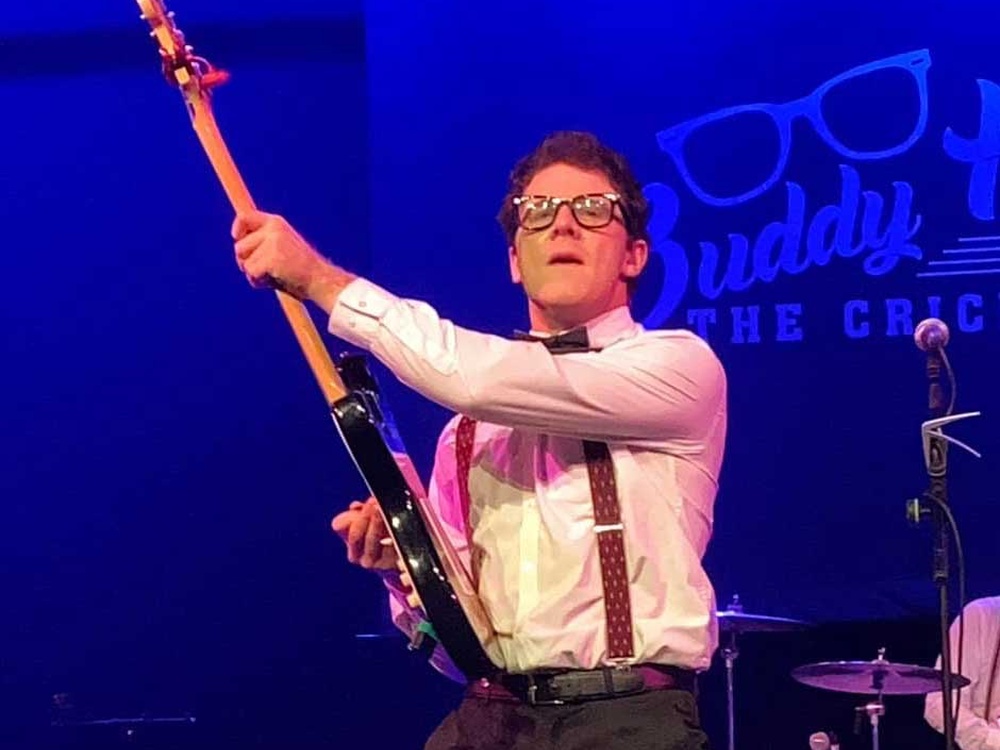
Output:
top-left (496, 131), bottom-right (651, 246)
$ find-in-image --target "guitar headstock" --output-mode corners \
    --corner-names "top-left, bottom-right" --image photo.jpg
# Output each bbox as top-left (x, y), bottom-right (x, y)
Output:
top-left (136, 0), bottom-right (229, 91)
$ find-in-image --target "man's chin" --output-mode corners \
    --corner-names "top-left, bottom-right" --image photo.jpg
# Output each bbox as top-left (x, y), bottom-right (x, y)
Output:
top-left (531, 293), bottom-right (590, 315)
top-left (528, 281), bottom-right (590, 307)
top-left (527, 295), bottom-right (600, 327)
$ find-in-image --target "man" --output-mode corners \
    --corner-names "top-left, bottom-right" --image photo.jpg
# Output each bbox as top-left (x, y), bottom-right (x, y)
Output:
top-left (232, 131), bottom-right (727, 749)
top-left (925, 596), bottom-right (1000, 749)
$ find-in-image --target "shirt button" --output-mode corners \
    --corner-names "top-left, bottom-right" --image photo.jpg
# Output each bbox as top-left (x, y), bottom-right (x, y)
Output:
top-left (358, 300), bottom-right (367, 309)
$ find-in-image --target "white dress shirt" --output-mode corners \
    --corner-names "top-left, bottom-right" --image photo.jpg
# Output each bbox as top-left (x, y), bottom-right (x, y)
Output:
top-left (328, 278), bottom-right (727, 680)
top-left (926, 597), bottom-right (1000, 750)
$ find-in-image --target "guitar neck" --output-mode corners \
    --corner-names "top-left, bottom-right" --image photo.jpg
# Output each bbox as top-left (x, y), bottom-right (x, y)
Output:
top-left (189, 99), bottom-right (348, 407)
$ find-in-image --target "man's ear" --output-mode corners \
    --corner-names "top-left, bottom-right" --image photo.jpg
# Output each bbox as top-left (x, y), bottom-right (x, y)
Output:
top-left (508, 244), bottom-right (522, 284)
top-left (622, 238), bottom-right (649, 281)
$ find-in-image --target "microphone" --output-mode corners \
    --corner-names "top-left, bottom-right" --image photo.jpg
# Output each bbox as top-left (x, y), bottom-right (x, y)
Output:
top-left (809, 731), bottom-right (840, 750)
top-left (914, 318), bottom-right (950, 352)
top-left (914, 318), bottom-right (949, 415)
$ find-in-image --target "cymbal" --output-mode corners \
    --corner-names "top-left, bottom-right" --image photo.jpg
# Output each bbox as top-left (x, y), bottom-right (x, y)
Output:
top-left (791, 660), bottom-right (970, 695)
top-left (717, 609), bottom-right (812, 633)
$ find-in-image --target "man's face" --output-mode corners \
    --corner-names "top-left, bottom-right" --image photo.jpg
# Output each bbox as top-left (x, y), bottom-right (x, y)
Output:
top-left (509, 163), bottom-right (647, 330)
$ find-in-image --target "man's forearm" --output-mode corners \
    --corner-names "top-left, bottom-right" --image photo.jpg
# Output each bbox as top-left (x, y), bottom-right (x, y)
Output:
top-left (307, 258), bottom-right (357, 314)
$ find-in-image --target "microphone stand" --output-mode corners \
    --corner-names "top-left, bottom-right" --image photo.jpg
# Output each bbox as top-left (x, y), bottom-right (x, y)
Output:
top-left (924, 344), bottom-right (955, 750)
top-left (907, 344), bottom-right (981, 749)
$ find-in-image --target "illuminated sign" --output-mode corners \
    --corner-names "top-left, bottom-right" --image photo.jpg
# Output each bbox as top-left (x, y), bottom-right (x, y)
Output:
top-left (642, 49), bottom-right (1000, 343)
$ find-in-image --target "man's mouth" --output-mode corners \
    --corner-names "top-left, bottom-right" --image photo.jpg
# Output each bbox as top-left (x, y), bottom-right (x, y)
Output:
top-left (548, 253), bottom-right (584, 265)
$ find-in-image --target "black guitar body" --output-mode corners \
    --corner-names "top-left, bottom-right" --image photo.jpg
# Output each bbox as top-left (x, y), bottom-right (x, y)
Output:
top-left (332, 353), bottom-right (496, 680)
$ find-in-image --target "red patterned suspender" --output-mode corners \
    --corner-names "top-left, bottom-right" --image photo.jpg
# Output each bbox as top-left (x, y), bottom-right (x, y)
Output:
top-left (455, 416), bottom-right (635, 660)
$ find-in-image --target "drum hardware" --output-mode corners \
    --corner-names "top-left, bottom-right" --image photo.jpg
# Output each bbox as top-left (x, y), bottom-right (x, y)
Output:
top-left (792, 647), bottom-right (971, 750)
top-left (717, 594), bottom-right (812, 750)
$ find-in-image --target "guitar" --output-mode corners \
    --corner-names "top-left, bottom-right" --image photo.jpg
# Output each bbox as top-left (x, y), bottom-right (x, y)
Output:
top-left (134, 0), bottom-right (500, 680)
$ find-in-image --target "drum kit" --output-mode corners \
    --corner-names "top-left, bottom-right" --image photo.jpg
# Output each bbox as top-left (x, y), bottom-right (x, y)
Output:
top-left (716, 595), bottom-right (967, 750)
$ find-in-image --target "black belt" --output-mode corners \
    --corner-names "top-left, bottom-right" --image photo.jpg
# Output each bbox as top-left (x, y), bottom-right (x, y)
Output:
top-left (468, 664), bottom-right (696, 706)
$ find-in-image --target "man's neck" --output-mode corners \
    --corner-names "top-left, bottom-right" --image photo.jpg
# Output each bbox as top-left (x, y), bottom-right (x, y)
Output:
top-left (527, 302), bottom-right (626, 334)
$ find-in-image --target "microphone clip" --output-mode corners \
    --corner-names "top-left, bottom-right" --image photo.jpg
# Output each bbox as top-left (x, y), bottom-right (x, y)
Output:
top-left (922, 411), bottom-right (982, 475)
top-left (906, 411), bottom-right (982, 525)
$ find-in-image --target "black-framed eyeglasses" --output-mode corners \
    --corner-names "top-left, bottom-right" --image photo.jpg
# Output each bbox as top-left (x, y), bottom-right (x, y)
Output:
top-left (512, 193), bottom-right (624, 232)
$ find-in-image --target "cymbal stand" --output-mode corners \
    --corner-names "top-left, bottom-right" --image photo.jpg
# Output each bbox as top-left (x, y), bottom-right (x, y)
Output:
top-left (855, 694), bottom-right (885, 750)
top-left (854, 648), bottom-right (888, 750)
top-left (723, 632), bottom-right (738, 750)
top-left (721, 595), bottom-right (742, 750)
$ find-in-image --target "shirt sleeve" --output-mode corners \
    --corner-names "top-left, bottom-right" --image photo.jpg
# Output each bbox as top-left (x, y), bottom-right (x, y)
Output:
top-left (925, 603), bottom-right (1000, 750)
top-left (380, 416), bottom-right (472, 684)
top-left (328, 278), bottom-right (725, 446)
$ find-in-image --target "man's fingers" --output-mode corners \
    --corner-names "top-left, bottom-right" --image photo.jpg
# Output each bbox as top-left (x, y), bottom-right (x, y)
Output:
top-left (231, 211), bottom-right (268, 240)
top-left (330, 508), bottom-right (357, 537)
top-left (332, 499), bottom-right (393, 569)
top-left (361, 509), bottom-right (384, 567)
top-left (234, 232), bottom-right (265, 261)
top-left (404, 578), bottom-right (421, 609)
top-left (362, 503), bottom-right (393, 568)
top-left (346, 514), bottom-right (368, 563)
top-left (243, 254), bottom-right (274, 288)
top-left (399, 570), bottom-right (423, 607)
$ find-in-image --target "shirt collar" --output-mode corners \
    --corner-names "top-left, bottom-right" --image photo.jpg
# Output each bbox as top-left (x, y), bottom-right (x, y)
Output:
top-left (527, 306), bottom-right (642, 350)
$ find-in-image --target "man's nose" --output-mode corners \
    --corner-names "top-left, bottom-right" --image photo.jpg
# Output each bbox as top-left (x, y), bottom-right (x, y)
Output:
top-left (550, 203), bottom-right (580, 235)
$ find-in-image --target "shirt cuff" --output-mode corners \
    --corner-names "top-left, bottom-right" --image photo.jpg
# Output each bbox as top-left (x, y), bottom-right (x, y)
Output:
top-left (327, 277), bottom-right (398, 347)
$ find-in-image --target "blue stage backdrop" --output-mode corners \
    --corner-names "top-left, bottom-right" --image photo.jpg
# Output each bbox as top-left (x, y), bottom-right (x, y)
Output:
top-left (366, 0), bottom-right (1000, 623)
top-left (0, 0), bottom-right (997, 747)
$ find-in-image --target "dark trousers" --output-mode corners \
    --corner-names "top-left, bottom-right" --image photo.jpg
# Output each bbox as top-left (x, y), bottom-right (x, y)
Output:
top-left (424, 689), bottom-right (711, 750)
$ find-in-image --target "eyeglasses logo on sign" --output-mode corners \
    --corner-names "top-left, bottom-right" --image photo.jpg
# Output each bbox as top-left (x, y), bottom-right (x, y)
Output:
top-left (641, 49), bottom-right (1000, 344)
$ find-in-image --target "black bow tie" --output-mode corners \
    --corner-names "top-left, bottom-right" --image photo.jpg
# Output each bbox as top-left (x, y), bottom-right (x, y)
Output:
top-left (512, 326), bottom-right (598, 353)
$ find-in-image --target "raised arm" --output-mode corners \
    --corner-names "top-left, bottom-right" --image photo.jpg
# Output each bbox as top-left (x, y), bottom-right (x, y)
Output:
top-left (327, 279), bottom-right (725, 446)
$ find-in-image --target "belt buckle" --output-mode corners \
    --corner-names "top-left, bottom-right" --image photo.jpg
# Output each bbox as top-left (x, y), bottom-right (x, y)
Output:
top-left (609, 659), bottom-right (633, 673)
top-left (526, 675), bottom-right (564, 706)
top-left (606, 661), bottom-right (645, 695)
